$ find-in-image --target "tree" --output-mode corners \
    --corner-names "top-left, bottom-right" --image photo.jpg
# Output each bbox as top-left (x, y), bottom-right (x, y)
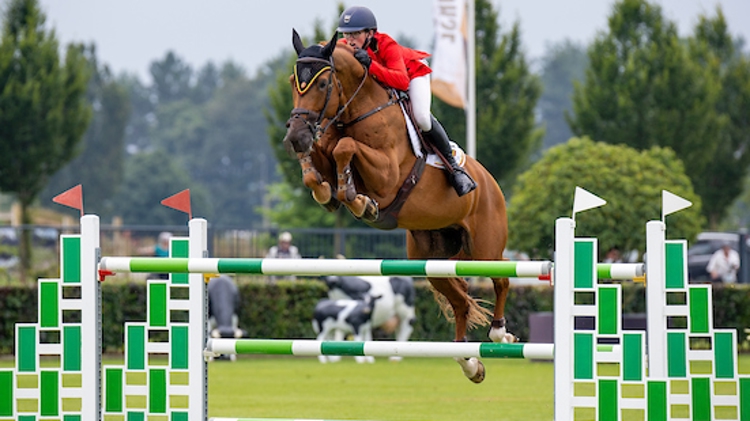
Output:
top-left (433, 0), bottom-right (544, 185)
top-left (567, 0), bottom-right (723, 224)
top-left (0, 0), bottom-right (91, 281)
top-left (119, 73), bottom-right (155, 153)
top-left (508, 138), bottom-right (703, 260)
top-left (41, 45), bottom-right (131, 218)
top-left (191, 61), bottom-right (220, 104)
top-left (109, 49), bottom-right (287, 228)
top-left (256, 181), bottom-right (339, 228)
top-left (150, 51), bottom-right (193, 104)
top-left (687, 9), bottom-right (750, 228)
top-left (537, 40), bottom-right (588, 152)
top-left (110, 149), bottom-right (211, 226)
top-left (184, 73), bottom-right (280, 227)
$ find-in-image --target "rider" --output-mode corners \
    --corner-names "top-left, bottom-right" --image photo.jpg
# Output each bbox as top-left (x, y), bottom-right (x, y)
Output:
top-left (337, 6), bottom-right (477, 197)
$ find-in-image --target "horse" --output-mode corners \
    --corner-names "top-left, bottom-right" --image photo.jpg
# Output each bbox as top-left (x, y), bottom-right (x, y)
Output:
top-left (283, 30), bottom-right (511, 383)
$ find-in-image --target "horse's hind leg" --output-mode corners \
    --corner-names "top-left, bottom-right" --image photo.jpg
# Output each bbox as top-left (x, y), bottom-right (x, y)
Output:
top-left (427, 277), bottom-right (487, 383)
top-left (426, 277), bottom-right (472, 341)
top-left (460, 199), bottom-right (514, 343)
top-left (488, 277), bottom-right (517, 343)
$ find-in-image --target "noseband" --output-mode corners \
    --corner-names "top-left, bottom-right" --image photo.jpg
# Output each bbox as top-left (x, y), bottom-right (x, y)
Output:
top-left (289, 55), bottom-right (400, 143)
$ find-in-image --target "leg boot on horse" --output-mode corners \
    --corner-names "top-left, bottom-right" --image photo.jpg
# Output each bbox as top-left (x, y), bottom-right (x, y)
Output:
top-left (422, 116), bottom-right (477, 197)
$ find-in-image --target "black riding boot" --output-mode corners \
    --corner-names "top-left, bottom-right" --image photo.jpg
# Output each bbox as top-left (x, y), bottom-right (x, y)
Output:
top-left (422, 116), bottom-right (477, 197)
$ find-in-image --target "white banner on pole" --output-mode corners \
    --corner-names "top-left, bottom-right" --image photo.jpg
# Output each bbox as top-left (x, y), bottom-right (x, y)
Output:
top-left (431, 0), bottom-right (467, 109)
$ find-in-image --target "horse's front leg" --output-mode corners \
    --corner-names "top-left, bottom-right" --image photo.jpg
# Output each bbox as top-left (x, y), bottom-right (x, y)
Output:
top-left (332, 137), bottom-right (391, 220)
top-left (298, 152), bottom-right (340, 212)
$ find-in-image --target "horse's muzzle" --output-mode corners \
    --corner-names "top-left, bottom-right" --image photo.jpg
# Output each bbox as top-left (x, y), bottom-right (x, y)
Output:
top-left (283, 112), bottom-right (317, 154)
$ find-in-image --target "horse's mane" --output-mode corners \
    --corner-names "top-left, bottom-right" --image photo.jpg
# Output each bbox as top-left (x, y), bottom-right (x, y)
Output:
top-left (334, 42), bottom-right (355, 54)
top-left (335, 43), bottom-right (373, 85)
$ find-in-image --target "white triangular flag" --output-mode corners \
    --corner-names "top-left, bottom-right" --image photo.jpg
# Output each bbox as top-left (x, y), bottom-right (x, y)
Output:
top-left (662, 190), bottom-right (692, 220)
top-left (572, 186), bottom-right (607, 218)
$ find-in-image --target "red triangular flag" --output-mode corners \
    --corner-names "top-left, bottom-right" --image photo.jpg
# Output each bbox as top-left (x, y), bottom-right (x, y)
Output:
top-left (52, 184), bottom-right (84, 217)
top-left (161, 189), bottom-right (192, 219)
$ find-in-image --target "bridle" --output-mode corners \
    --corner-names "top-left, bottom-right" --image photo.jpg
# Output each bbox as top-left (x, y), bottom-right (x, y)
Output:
top-left (289, 55), bottom-right (402, 143)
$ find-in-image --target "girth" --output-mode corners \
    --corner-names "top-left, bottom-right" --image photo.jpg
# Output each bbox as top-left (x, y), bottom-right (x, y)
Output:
top-left (361, 94), bottom-right (432, 230)
top-left (364, 155), bottom-right (426, 230)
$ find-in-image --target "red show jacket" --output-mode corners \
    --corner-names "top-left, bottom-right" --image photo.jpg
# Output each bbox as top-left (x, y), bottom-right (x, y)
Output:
top-left (340, 32), bottom-right (431, 91)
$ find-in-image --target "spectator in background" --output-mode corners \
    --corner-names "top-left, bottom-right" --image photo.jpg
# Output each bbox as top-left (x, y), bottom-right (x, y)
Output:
top-left (265, 232), bottom-right (301, 282)
top-left (138, 231), bottom-right (173, 279)
top-left (138, 231), bottom-right (172, 257)
top-left (707, 241), bottom-right (740, 283)
top-left (604, 246), bottom-right (623, 263)
top-left (154, 232), bottom-right (172, 257)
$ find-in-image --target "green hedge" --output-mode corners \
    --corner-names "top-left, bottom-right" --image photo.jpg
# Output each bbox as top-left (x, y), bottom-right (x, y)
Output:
top-left (1, 281), bottom-right (749, 354)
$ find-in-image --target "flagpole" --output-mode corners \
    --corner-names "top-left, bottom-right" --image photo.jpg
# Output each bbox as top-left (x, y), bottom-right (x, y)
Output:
top-left (466, 0), bottom-right (476, 158)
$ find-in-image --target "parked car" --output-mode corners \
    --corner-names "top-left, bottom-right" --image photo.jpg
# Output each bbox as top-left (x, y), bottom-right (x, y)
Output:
top-left (0, 227), bottom-right (18, 245)
top-left (33, 227), bottom-right (59, 247)
top-left (687, 232), bottom-right (744, 282)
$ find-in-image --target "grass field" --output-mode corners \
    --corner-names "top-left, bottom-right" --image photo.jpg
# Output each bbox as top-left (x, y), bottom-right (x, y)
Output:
top-left (1, 354), bottom-right (749, 420)
top-left (208, 356), bottom-right (554, 420)
top-left (207, 355), bottom-right (750, 420)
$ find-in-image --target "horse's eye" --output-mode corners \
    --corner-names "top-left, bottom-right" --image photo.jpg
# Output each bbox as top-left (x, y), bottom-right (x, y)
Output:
top-left (318, 78), bottom-right (328, 89)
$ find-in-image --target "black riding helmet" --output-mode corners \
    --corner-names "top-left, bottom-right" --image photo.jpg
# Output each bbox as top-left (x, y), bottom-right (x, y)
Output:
top-left (338, 6), bottom-right (377, 32)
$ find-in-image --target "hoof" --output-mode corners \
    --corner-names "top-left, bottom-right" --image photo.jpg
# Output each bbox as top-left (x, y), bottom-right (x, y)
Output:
top-left (361, 197), bottom-right (379, 222)
top-left (469, 361), bottom-right (486, 384)
top-left (322, 198), bottom-right (341, 212)
top-left (489, 324), bottom-right (518, 343)
top-left (313, 189), bottom-right (341, 212)
top-left (389, 356), bottom-right (403, 362)
top-left (455, 357), bottom-right (486, 384)
top-left (312, 184), bottom-right (340, 211)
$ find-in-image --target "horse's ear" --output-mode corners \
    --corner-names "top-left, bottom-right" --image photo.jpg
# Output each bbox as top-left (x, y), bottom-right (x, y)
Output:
top-left (321, 31), bottom-right (338, 59)
top-left (292, 28), bottom-right (305, 56)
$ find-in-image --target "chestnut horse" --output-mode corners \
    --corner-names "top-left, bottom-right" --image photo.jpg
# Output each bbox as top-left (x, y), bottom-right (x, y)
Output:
top-left (283, 31), bottom-right (512, 383)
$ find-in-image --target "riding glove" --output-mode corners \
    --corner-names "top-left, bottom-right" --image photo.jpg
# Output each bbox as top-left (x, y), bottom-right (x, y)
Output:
top-left (354, 48), bottom-right (371, 69)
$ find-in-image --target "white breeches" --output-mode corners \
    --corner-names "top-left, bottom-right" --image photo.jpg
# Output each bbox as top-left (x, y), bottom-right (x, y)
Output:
top-left (408, 73), bottom-right (432, 131)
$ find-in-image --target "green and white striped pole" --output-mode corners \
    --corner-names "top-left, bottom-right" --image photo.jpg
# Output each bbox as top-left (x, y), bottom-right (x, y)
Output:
top-left (206, 338), bottom-right (554, 360)
top-left (204, 339), bottom-right (624, 361)
top-left (100, 257), bottom-right (553, 278)
top-left (100, 257), bottom-right (643, 281)
top-left (596, 262), bottom-right (644, 279)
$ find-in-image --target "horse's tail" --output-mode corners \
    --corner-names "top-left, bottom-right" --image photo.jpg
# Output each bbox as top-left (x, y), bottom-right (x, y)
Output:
top-left (428, 284), bottom-right (492, 330)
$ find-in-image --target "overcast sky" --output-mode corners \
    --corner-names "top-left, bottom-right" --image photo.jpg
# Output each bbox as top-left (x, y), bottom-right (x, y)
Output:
top-left (32, 0), bottom-right (750, 82)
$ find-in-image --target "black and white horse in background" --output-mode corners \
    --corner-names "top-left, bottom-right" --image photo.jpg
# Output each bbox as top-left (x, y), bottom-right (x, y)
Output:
top-left (320, 275), bottom-right (416, 361)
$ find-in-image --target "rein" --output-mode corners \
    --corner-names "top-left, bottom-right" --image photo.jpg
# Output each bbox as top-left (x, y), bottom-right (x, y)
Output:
top-left (291, 55), bottom-right (401, 141)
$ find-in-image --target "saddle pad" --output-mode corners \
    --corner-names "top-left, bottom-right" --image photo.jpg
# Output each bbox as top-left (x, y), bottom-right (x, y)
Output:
top-left (425, 141), bottom-right (468, 169)
top-left (398, 103), bottom-right (467, 169)
top-left (398, 102), bottom-right (423, 159)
